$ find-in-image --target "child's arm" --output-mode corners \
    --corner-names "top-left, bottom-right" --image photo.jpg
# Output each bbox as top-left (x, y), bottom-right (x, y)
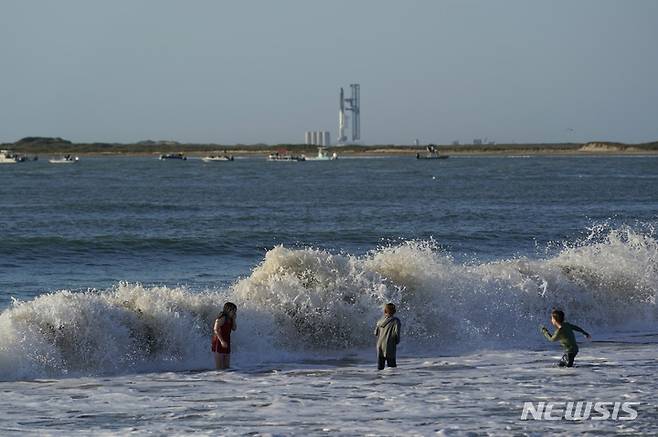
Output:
top-left (570, 324), bottom-right (591, 339)
top-left (541, 326), bottom-right (560, 341)
top-left (394, 319), bottom-right (401, 344)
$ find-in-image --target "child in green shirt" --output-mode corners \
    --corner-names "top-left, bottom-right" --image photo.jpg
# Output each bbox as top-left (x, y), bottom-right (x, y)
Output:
top-left (541, 309), bottom-right (591, 367)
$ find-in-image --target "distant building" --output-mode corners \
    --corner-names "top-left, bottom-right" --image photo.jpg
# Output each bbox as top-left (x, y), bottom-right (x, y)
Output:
top-left (473, 139), bottom-right (483, 145)
top-left (414, 139), bottom-right (420, 146)
top-left (452, 140), bottom-right (460, 146)
top-left (305, 130), bottom-right (331, 146)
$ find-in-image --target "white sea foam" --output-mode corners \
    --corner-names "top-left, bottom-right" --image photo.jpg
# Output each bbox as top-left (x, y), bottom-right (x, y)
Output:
top-left (1, 226), bottom-right (656, 380)
top-left (2, 344), bottom-right (656, 435)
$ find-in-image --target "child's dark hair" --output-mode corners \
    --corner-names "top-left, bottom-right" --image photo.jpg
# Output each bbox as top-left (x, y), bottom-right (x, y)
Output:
top-left (551, 308), bottom-right (565, 323)
top-left (384, 303), bottom-right (396, 315)
top-left (221, 302), bottom-right (237, 317)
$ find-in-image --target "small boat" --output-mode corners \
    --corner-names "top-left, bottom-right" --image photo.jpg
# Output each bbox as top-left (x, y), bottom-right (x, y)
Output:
top-left (0, 150), bottom-right (24, 164)
top-left (202, 155), bottom-right (234, 162)
top-left (49, 154), bottom-right (79, 164)
top-left (416, 153), bottom-right (449, 160)
top-left (159, 153), bottom-right (187, 160)
top-left (416, 144), bottom-right (449, 160)
top-left (267, 151), bottom-right (306, 162)
top-left (306, 147), bottom-right (338, 161)
top-left (202, 152), bottom-right (234, 162)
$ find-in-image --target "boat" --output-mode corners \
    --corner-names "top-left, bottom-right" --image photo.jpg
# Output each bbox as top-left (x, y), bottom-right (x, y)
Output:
top-left (306, 147), bottom-right (338, 161)
top-left (416, 153), bottom-right (449, 160)
top-left (49, 154), bottom-right (79, 164)
top-left (202, 155), bottom-right (234, 162)
top-left (267, 151), bottom-right (306, 162)
top-left (159, 153), bottom-right (187, 160)
top-left (416, 144), bottom-right (449, 160)
top-left (0, 150), bottom-right (24, 164)
top-left (202, 151), bottom-right (234, 162)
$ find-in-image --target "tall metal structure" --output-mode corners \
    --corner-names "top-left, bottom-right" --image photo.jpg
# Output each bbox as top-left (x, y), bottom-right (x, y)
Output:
top-left (338, 83), bottom-right (360, 144)
top-left (304, 130), bottom-right (331, 146)
top-left (338, 88), bottom-right (346, 144)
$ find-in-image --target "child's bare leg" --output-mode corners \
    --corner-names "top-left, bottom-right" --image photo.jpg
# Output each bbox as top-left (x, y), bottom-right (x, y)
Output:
top-left (214, 352), bottom-right (223, 369)
top-left (216, 353), bottom-right (230, 369)
top-left (222, 354), bottom-right (231, 369)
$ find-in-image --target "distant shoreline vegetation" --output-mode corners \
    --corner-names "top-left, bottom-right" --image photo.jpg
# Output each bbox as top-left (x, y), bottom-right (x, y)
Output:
top-left (3, 137), bottom-right (658, 155)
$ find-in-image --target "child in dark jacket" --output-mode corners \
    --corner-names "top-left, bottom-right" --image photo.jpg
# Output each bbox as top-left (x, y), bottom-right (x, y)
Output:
top-left (374, 303), bottom-right (401, 370)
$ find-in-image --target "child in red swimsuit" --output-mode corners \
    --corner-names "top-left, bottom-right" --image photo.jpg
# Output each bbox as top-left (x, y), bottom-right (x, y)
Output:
top-left (212, 302), bottom-right (237, 369)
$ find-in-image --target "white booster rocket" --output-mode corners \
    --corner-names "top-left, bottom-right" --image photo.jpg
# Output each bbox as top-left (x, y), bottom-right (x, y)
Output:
top-left (338, 87), bottom-right (347, 144)
top-left (337, 84), bottom-right (360, 145)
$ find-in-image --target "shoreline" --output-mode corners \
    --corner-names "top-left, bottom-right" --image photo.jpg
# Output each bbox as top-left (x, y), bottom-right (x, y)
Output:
top-left (3, 138), bottom-right (658, 157)
top-left (9, 149), bottom-right (658, 158)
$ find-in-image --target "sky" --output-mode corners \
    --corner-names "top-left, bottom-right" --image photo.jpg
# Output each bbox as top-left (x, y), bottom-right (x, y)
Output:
top-left (1, 0), bottom-right (657, 145)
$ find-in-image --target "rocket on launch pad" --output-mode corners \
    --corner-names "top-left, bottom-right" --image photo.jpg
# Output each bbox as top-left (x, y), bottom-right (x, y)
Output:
top-left (337, 84), bottom-right (360, 145)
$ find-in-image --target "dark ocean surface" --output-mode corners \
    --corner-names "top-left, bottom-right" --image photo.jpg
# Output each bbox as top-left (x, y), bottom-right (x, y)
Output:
top-left (1, 155), bottom-right (657, 308)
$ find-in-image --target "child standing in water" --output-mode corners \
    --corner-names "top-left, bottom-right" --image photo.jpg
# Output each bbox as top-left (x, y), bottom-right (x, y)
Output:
top-left (541, 308), bottom-right (591, 367)
top-left (212, 302), bottom-right (237, 369)
top-left (374, 303), bottom-right (401, 370)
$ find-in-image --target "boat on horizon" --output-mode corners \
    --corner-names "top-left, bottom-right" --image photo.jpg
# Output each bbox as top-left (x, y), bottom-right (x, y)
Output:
top-left (0, 150), bottom-right (27, 164)
top-left (267, 151), bottom-right (306, 162)
top-left (202, 151), bottom-right (234, 162)
top-left (416, 144), bottom-right (449, 160)
top-left (305, 147), bottom-right (338, 161)
top-left (49, 155), bottom-right (79, 164)
top-left (159, 153), bottom-right (187, 160)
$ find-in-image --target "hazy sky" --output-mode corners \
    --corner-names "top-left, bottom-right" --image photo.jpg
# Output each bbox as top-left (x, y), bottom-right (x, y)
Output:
top-left (1, 0), bottom-right (657, 145)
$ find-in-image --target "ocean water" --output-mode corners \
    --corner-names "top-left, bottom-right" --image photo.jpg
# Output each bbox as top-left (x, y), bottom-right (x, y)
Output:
top-left (0, 155), bottom-right (657, 435)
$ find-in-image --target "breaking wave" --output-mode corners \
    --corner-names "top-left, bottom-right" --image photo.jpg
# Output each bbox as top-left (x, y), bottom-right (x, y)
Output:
top-left (1, 225), bottom-right (656, 380)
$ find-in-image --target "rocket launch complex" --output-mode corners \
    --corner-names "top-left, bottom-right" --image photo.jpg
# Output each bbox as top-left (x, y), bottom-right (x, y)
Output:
top-left (337, 84), bottom-right (360, 145)
top-left (304, 83), bottom-right (360, 146)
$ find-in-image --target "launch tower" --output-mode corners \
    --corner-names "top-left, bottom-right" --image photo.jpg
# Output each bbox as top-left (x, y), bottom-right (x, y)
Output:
top-left (338, 83), bottom-right (360, 144)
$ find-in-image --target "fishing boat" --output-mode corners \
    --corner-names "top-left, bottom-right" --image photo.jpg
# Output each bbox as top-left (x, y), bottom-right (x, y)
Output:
top-left (159, 153), bottom-right (187, 160)
top-left (306, 147), bottom-right (338, 161)
top-left (0, 150), bottom-right (23, 164)
top-left (267, 151), bottom-right (306, 162)
top-left (416, 153), bottom-right (449, 160)
top-left (49, 155), bottom-right (79, 164)
top-left (416, 145), bottom-right (449, 160)
top-left (202, 151), bottom-right (234, 162)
